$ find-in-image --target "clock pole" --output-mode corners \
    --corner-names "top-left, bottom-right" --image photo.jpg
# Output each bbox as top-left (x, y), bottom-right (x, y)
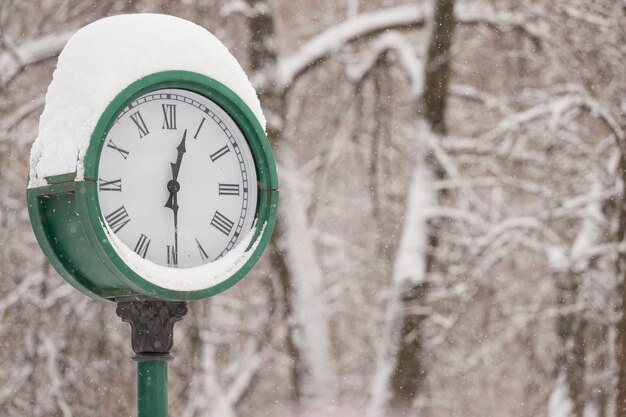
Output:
top-left (116, 296), bottom-right (188, 417)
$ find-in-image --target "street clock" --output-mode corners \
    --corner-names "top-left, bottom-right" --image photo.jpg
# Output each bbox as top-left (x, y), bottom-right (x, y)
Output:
top-left (25, 14), bottom-right (278, 416)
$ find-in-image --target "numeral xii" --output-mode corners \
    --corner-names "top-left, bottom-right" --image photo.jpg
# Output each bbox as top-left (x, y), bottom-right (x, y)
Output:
top-left (162, 104), bottom-right (176, 130)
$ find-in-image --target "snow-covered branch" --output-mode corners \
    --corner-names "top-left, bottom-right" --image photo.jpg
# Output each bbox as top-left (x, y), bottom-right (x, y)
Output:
top-left (278, 3), bottom-right (542, 88)
top-left (347, 31), bottom-right (423, 96)
top-left (278, 4), bottom-right (430, 87)
top-left (0, 31), bottom-right (73, 87)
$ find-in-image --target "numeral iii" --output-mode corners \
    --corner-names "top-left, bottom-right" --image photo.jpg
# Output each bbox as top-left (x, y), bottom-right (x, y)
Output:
top-left (219, 183), bottom-right (240, 196)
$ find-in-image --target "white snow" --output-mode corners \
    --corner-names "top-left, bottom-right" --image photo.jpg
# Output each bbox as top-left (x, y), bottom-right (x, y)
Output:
top-left (106, 221), bottom-right (263, 292)
top-left (28, 13), bottom-right (265, 188)
top-left (277, 155), bottom-right (336, 400)
top-left (548, 373), bottom-right (574, 417)
top-left (392, 121), bottom-right (435, 285)
top-left (392, 163), bottom-right (432, 284)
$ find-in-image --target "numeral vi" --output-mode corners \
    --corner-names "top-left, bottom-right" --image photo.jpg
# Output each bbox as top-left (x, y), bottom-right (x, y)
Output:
top-left (167, 245), bottom-right (178, 266)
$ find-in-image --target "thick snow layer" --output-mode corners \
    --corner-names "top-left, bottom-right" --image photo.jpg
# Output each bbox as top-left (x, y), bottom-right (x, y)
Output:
top-left (28, 13), bottom-right (265, 188)
top-left (107, 221), bottom-right (263, 292)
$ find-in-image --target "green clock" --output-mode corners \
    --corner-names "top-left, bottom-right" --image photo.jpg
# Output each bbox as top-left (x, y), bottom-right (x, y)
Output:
top-left (27, 71), bottom-right (278, 302)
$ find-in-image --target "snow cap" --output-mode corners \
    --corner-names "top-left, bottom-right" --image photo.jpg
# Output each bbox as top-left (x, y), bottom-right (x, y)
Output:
top-left (28, 13), bottom-right (265, 188)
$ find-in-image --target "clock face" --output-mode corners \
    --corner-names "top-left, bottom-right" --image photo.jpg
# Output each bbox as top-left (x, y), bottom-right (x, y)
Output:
top-left (97, 88), bottom-right (258, 268)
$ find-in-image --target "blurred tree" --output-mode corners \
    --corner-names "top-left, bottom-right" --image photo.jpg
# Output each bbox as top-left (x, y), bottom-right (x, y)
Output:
top-left (0, 1), bottom-right (625, 417)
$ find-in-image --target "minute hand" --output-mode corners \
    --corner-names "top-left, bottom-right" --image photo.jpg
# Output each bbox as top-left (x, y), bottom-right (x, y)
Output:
top-left (165, 129), bottom-right (187, 211)
top-left (171, 129), bottom-right (187, 181)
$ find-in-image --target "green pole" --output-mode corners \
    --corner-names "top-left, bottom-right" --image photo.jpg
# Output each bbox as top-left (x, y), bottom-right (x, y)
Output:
top-left (117, 298), bottom-right (186, 417)
top-left (138, 359), bottom-right (168, 417)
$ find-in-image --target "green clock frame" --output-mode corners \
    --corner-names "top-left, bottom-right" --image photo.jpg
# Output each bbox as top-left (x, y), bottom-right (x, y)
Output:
top-left (27, 71), bottom-right (278, 302)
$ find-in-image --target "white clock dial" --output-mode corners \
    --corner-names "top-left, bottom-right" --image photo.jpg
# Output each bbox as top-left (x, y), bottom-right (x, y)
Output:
top-left (97, 88), bottom-right (258, 268)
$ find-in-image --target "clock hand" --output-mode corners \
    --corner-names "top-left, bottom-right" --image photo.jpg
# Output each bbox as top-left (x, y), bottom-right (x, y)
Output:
top-left (164, 129), bottom-right (187, 266)
top-left (171, 129), bottom-right (187, 181)
top-left (165, 130), bottom-right (186, 211)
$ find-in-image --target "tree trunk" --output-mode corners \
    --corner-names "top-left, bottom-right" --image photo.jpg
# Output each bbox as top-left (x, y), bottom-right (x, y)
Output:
top-left (552, 274), bottom-right (586, 417)
top-left (616, 137), bottom-right (626, 417)
top-left (245, 0), bottom-right (335, 405)
top-left (387, 0), bottom-right (456, 412)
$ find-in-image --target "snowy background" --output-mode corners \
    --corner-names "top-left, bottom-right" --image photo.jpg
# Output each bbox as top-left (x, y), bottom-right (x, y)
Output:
top-left (1, 1), bottom-right (625, 416)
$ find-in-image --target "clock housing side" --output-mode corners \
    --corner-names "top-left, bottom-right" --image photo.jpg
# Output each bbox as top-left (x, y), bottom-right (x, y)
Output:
top-left (26, 179), bottom-right (138, 302)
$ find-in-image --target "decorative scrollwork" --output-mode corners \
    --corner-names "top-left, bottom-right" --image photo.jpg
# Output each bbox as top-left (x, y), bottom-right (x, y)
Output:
top-left (116, 297), bottom-right (188, 355)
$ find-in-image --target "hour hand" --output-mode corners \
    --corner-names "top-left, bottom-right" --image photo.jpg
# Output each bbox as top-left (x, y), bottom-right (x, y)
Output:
top-left (165, 129), bottom-right (186, 211)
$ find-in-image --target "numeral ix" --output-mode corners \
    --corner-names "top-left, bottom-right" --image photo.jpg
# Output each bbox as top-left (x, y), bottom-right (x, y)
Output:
top-left (99, 178), bottom-right (122, 192)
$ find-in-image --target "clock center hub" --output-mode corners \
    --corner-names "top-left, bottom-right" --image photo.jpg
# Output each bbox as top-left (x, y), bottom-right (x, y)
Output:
top-left (167, 180), bottom-right (180, 193)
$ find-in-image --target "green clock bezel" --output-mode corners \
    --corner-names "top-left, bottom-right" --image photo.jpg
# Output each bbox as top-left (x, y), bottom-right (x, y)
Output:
top-left (27, 71), bottom-right (278, 301)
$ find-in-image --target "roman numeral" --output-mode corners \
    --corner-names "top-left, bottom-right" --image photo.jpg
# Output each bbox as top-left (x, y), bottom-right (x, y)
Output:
top-left (196, 239), bottom-right (209, 261)
top-left (134, 234), bottom-right (151, 258)
top-left (167, 245), bottom-right (178, 266)
top-left (130, 111), bottom-right (150, 138)
top-left (210, 211), bottom-right (234, 236)
top-left (219, 183), bottom-right (240, 196)
top-left (162, 104), bottom-right (177, 129)
top-left (105, 206), bottom-right (130, 233)
top-left (99, 178), bottom-right (122, 192)
top-left (210, 145), bottom-right (230, 162)
top-left (194, 117), bottom-right (206, 139)
top-left (106, 139), bottom-right (129, 159)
